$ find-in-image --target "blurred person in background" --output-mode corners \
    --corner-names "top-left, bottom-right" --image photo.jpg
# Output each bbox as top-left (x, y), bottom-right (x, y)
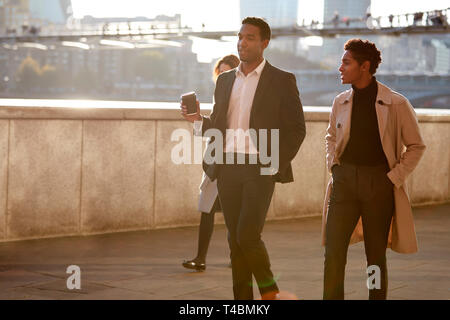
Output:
top-left (182, 54), bottom-right (240, 272)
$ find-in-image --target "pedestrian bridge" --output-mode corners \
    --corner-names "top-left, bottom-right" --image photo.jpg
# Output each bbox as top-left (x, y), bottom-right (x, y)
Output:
top-left (0, 99), bottom-right (448, 242)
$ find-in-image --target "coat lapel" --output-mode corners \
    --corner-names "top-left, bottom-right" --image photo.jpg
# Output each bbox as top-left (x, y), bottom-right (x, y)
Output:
top-left (336, 89), bottom-right (353, 155)
top-left (250, 62), bottom-right (275, 122)
top-left (222, 70), bottom-right (236, 117)
top-left (375, 81), bottom-right (392, 141)
top-left (215, 70), bottom-right (236, 131)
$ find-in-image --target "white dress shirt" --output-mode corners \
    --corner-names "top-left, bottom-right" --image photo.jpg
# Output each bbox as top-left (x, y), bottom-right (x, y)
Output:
top-left (194, 59), bottom-right (266, 155)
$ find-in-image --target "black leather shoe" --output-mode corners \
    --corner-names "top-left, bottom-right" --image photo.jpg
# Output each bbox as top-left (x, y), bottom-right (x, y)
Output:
top-left (182, 260), bottom-right (206, 271)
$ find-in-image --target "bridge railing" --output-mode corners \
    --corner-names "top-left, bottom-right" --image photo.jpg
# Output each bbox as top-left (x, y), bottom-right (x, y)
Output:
top-left (1, 7), bottom-right (449, 42)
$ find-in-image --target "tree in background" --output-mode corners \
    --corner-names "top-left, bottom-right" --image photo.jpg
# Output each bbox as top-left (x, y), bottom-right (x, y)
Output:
top-left (17, 57), bottom-right (70, 94)
top-left (17, 56), bottom-right (41, 93)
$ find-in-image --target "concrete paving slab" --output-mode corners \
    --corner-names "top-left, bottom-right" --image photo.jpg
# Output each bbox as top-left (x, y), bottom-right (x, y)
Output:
top-left (0, 203), bottom-right (448, 300)
top-left (0, 269), bottom-right (58, 290)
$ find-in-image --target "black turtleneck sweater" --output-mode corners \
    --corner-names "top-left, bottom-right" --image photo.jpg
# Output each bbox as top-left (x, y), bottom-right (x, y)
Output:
top-left (340, 77), bottom-right (388, 166)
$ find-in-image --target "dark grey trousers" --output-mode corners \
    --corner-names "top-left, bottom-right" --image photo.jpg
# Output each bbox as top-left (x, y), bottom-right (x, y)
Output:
top-left (217, 162), bottom-right (278, 300)
top-left (324, 162), bottom-right (394, 300)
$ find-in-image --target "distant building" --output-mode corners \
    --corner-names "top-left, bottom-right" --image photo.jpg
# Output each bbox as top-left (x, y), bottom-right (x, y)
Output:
top-left (240, 0), bottom-right (299, 54)
top-left (28, 0), bottom-right (71, 25)
top-left (323, 0), bottom-right (370, 28)
top-left (377, 35), bottom-right (450, 74)
top-left (0, 35), bottom-right (215, 102)
top-left (0, 0), bottom-right (4, 29)
top-left (0, 0), bottom-right (30, 31)
top-left (0, 0), bottom-right (71, 33)
top-left (320, 0), bottom-right (371, 66)
top-left (430, 39), bottom-right (450, 74)
top-left (240, 0), bottom-right (298, 28)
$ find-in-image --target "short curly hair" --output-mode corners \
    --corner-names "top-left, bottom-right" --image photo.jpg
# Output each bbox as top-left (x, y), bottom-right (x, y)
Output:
top-left (344, 39), bottom-right (382, 75)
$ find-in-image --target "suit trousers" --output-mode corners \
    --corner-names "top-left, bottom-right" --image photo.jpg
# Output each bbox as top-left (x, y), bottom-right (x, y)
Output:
top-left (324, 161), bottom-right (394, 300)
top-left (217, 159), bottom-right (278, 300)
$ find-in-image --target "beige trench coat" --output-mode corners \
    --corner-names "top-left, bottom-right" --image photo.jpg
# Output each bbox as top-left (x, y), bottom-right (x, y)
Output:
top-left (321, 81), bottom-right (426, 254)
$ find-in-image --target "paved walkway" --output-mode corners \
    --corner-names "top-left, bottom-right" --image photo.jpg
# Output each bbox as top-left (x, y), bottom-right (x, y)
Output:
top-left (0, 204), bottom-right (449, 300)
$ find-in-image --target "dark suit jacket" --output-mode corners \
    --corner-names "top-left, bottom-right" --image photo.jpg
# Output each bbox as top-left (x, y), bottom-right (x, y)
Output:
top-left (201, 61), bottom-right (306, 184)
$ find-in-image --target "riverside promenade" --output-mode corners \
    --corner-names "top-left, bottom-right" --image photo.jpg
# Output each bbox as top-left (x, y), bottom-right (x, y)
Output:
top-left (0, 99), bottom-right (448, 300)
top-left (0, 203), bottom-right (448, 300)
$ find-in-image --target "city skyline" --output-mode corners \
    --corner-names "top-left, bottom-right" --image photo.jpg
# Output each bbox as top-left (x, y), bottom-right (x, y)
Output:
top-left (240, 0), bottom-right (299, 27)
top-left (1, 0), bottom-right (449, 107)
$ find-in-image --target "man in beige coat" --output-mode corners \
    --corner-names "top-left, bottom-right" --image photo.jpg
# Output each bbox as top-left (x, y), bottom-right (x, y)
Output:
top-left (322, 39), bottom-right (425, 300)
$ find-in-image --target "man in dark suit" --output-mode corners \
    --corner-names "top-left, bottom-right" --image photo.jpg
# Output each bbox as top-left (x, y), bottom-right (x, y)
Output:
top-left (181, 17), bottom-right (306, 300)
